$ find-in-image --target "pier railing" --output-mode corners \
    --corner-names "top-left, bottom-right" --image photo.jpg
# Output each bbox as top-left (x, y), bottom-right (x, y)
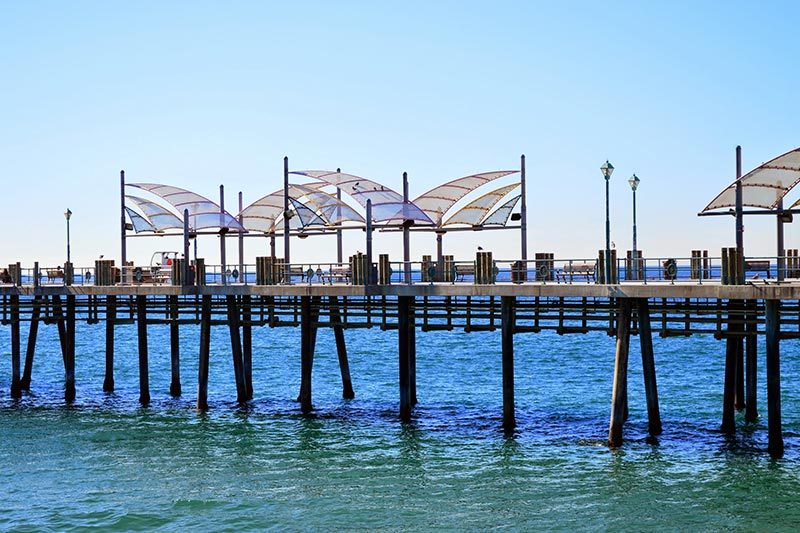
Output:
top-left (2, 255), bottom-right (794, 287)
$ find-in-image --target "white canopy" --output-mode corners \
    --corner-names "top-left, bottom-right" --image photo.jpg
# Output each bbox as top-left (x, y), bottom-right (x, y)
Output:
top-left (128, 183), bottom-right (246, 231)
top-left (443, 183), bottom-right (520, 226)
top-left (414, 171), bottom-right (519, 225)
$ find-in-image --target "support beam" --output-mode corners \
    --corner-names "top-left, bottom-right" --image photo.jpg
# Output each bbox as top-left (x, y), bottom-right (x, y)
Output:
top-left (169, 295), bottom-right (181, 396)
top-left (65, 295), bottom-right (76, 403)
top-left (21, 296), bottom-right (42, 391)
top-left (721, 336), bottom-right (737, 434)
top-left (242, 295), bottom-right (253, 400)
top-left (637, 298), bottom-right (662, 435)
top-left (735, 337), bottom-right (745, 411)
top-left (299, 295), bottom-right (314, 414)
top-left (410, 313), bottom-right (417, 406)
top-left (226, 295), bottom-right (247, 403)
top-left (197, 295), bottom-right (212, 411)
top-left (765, 299), bottom-right (784, 457)
top-left (608, 299), bottom-right (632, 447)
top-left (402, 172), bottom-right (411, 284)
top-left (10, 295), bottom-right (21, 398)
top-left (745, 299), bottom-right (758, 423)
top-left (501, 295), bottom-right (515, 431)
top-left (330, 296), bottom-right (354, 399)
top-left (136, 295), bottom-right (150, 406)
top-left (52, 295), bottom-right (67, 366)
top-left (103, 295), bottom-right (116, 393)
top-left (398, 296), bottom-right (414, 421)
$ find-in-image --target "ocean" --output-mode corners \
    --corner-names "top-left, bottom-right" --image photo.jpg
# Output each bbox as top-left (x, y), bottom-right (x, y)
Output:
top-left (2, 315), bottom-right (800, 530)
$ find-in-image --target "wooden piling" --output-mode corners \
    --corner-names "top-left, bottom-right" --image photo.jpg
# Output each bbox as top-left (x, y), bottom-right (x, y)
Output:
top-left (410, 309), bottom-right (417, 406)
top-left (721, 335), bottom-right (737, 434)
top-left (608, 298), bottom-right (632, 447)
top-left (242, 295), bottom-right (253, 400)
top-left (52, 295), bottom-right (67, 366)
top-left (745, 299), bottom-right (758, 423)
top-left (10, 295), bottom-right (21, 398)
top-left (197, 295), bottom-right (212, 411)
top-left (65, 295), bottom-right (76, 403)
top-left (735, 336), bottom-right (745, 411)
top-left (765, 299), bottom-right (784, 457)
top-left (501, 295), bottom-right (515, 431)
top-left (21, 295), bottom-right (41, 391)
top-left (169, 295), bottom-right (181, 396)
top-left (299, 295), bottom-right (314, 414)
top-left (226, 295), bottom-right (247, 403)
top-left (103, 295), bottom-right (116, 393)
top-left (637, 298), bottom-right (662, 435)
top-left (329, 296), bottom-right (354, 399)
top-left (136, 295), bottom-right (150, 406)
top-left (398, 296), bottom-right (413, 422)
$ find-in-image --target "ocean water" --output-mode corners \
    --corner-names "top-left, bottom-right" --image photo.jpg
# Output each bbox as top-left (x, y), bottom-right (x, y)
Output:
top-left (2, 315), bottom-right (800, 531)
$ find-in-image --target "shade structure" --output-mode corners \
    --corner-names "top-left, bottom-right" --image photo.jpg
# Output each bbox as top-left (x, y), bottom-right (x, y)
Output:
top-left (128, 183), bottom-right (246, 231)
top-left (289, 183), bottom-right (365, 226)
top-left (702, 146), bottom-right (800, 212)
top-left (291, 170), bottom-right (434, 225)
top-left (125, 195), bottom-right (185, 232)
top-left (288, 197), bottom-right (326, 229)
top-left (124, 207), bottom-right (157, 233)
top-left (482, 195), bottom-right (521, 226)
top-left (414, 170), bottom-right (519, 225)
top-left (443, 183), bottom-right (520, 227)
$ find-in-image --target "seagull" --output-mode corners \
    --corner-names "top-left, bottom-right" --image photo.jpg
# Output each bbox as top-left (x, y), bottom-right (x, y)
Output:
top-left (477, 246), bottom-right (484, 251)
top-left (99, 254), bottom-right (104, 259)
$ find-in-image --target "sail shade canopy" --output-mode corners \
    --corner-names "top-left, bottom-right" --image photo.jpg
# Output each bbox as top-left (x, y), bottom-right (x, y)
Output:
top-left (443, 184), bottom-right (520, 226)
top-left (701, 147), bottom-right (800, 212)
top-left (482, 195), bottom-right (521, 226)
top-left (125, 207), bottom-right (157, 233)
top-left (128, 183), bottom-right (246, 231)
top-left (125, 195), bottom-right (185, 231)
top-left (414, 170), bottom-right (519, 225)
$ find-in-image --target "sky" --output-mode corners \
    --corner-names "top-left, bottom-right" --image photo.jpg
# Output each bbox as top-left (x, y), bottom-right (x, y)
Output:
top-left (1, 1), bottom-right (799, 268)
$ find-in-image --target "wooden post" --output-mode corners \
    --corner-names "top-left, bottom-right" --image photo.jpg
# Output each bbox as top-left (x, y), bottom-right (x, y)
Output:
top-left (745, 299), bottom-right (758, 423)
top-left (330, 296), bottom-right (354, 399)
top-left (637, 298), bottom-right (662, 435)
top-left (398, 296), bottom-right (413, 421)
top-left (226, 295), bottom-right (247, 403)
top-left (608, 298), bottom-right (632, 447)
top-left (410, 308), bottom-right (417, 406)
top-left (501, 296), bottom-right (515, 431)
top-left (65, 295), bottom-right (76, 403)
top-left (21, 296), bottom-right (42, 391)
top-left (299, 295), bottom-right (314, 414)
top-left (136, 295), bottom-right (150, 406)
top-left (242, 295), bottom-right (253, 400)
top-left (721, 300), bottom-right (739, 434)
top-left (735, 336), bottom-right (745, 411)
top-left (10, 295), bottom-right (21, 398)
top-left (765, 299), bottom-right (784, 457)
top-left (103, 295), bottom-right (116, 392)
top-left (197, 295), bottom-right (212, 410)
top-left (52, 295), bottom-right (67, 367)
top-left (169, 295), bottom-right (181, 396)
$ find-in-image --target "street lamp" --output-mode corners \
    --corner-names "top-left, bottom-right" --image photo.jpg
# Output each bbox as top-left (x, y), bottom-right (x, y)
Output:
top-left (628, 173), bottom-right (640, 280)
top-left (600, 160), bottom-right (614, 283)
top-left (64, 208), bottom-right (72, 265)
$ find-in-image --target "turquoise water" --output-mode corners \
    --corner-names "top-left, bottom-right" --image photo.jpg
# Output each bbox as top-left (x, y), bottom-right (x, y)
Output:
top-left (2, 317), bottom-right (800, 530)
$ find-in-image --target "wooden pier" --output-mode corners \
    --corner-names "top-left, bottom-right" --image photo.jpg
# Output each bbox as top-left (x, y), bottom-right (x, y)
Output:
top-left (0, 280), bottom-right (795, 457)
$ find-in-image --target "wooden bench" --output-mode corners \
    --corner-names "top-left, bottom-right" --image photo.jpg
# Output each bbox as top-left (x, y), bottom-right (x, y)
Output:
top-left (46, 269), bottom-right (64, 283)
top-left (323, 266), bottom-right (351, 284)
top-left (454, 263), bottom-right (475, 282)
top-left (745, 260), bottom-right (771, 279)
top-left (556, 263), bottom-right (596, 282)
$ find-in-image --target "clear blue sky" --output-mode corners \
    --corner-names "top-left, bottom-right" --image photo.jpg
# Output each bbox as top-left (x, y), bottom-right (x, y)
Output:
top-left (2, 1), bottom-right (799, 267)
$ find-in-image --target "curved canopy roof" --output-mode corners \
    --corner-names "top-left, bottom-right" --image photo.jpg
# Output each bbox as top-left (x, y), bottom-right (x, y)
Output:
top-left (443, 183), bottom-right (520, 226)
top-left (125, 195), bottom-right (184, 232)
top-left (702, 146), bottom-right (800, 212)
top-left (128, 183), bottom-right (246, 231)
top-left (125, 207), bottom-right (157, 233)
top-left (414, 170), bottom-right (519, 225)
top-left (483, 195), bottom-right (521, 226)
top-left (291, 170), bottom-right (434, 224)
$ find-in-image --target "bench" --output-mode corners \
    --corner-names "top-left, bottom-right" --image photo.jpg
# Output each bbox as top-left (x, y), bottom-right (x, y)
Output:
top-left (454, 263), bottom-right (475, 282)
top-left (745, 260), bottom-right (771, 279)
top-left (556, 263), bottom-right (596, 282)
top-left (45, 269), bottom-right (64, 283)
top-left (323, 266), bottom-right (352, 284)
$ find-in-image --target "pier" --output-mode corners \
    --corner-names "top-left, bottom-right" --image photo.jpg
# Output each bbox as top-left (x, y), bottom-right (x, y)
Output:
top-left (3, 146), bottom-right (800, 458)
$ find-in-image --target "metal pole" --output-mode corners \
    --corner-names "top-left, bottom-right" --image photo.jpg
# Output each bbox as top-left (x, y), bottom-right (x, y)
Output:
top-left (238, 191), bottom-right (244, 280)
top-left (336, 168), bottom-right (343, 264)
top-left (777, 197), bottom-right (785, 282)
top-left (120, 170), bottom-right (126, 271)
top-left (66, 216), bottom-right (71, 265)
top-left (403, 171), bottom-right (411, 284)
top-left (735, 145), bottom-right (744, 284)
top-left (520, 154), bottom-right (527, 264)
top-left (605, 176), bottom-right (611, 284)
top-left (219, 184), bottom-right (227, 285)
top-left (632, 187), bottom-right (637, 280)
top-left (436, 230), bottom-right (444, 281)
top-left (183, 209), bottom-right (190, 286)
top-left (283, 156), bottom-right (290, 281)
top-left (366, 199), bottom-right (373, 285)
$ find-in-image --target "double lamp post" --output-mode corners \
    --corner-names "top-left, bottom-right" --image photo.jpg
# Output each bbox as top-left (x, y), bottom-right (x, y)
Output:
top-left (601, 161), bottom-right (641, 282)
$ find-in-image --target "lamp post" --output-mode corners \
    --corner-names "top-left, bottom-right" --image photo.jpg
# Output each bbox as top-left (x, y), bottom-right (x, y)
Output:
top-left (600, 160), bottom-right (614, 283)
top-left (64, 208), bottom-right (72, 265)
top-left (628, 173), bottom-right (640, 280)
